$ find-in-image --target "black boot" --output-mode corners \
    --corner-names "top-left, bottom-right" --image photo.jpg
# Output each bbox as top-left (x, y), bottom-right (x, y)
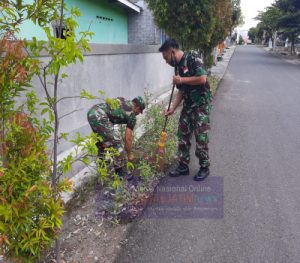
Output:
top-left (116, 168), bottom-right (133, 181)
top-left (169, 163), bottom-right (189, 177)
top-left (193, 167), bottom-right (209, 181)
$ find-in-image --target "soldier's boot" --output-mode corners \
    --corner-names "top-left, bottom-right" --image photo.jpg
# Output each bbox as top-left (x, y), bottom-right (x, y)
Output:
top-left (169, 163), bottom-right (189, 177)
top-left (193, 167), bottom-right (209, 181)
top-left (116, 167), bottom-right (133, 181)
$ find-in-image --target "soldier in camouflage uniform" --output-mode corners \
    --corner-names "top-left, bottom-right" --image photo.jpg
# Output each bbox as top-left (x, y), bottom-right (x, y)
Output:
top-left (87, 96), bottom-right (145, 180)
top-left (159, 39), bottom-right (212, 181)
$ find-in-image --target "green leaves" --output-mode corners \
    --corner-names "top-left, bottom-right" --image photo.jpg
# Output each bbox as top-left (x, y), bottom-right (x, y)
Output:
top-left (105, 98), bottom-right (120, 110)
top-left (70, 6), bottom-right (81, 18)
top-left (252, 0), bottom-right (300, 54)
top-left (26, 91), bottom-right (38, 114)
top-left (145, 0), bottom-right (237, 67)
top-left (0, 0), bottom-right (95, 261)
top-left (60, 154), bottom-right (73, 174)
top-left (0, 119), bottom-right (64, 261)
top-left (80, 89), bottom-right (98, 100)
top-left (0, 0), bottom-right (60, 32)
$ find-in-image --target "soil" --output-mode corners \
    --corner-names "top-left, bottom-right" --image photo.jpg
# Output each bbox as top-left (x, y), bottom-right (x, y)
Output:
top-left (42, 165), bottom-right (168, 263)
top-left (41, 126), bottom-right (177, 262)
top-left (43, 183), bottom-right (130, 263)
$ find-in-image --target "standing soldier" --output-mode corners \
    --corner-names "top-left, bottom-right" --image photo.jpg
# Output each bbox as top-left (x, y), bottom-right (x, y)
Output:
top-left (159, 39), bottom-right (212, 181)
top-left (87, 96), bottom-right (145, 181)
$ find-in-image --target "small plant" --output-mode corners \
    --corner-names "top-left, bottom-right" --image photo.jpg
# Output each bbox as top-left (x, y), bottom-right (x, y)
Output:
top-left (207, 75), bottom-right (220, 96)
top-left (139, 95), bottom-right (179, 165)
top-left (137, 159), bottom-right (155, 183)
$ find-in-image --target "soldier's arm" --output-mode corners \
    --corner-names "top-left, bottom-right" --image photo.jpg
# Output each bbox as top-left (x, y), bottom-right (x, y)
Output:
top-left (174, 75), bottom-right (206, 86)
top-left (165, 90), bottom-right (183, 116)
top-left (175, 53), bottom-right (207, 86)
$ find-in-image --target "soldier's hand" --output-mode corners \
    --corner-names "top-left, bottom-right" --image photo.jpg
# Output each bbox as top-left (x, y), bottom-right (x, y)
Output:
top-left (173, 75), bottom-right (182, 85)
top-left (128, 153), bottom-right (135, 162)
top-left (164, 108), bottom-right (175, 116)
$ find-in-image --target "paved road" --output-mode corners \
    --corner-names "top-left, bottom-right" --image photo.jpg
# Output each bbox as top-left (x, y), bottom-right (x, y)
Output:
top-left (115, 46), bottom-right (300, 263)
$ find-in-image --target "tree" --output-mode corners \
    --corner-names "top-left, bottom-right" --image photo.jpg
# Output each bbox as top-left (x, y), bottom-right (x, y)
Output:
top-left (248, 27), bottom-right (257, 43)
top-left (0, 1), bottom-right (93, 261)
top-left (238, 34), bottom-right (244, 45)
top-left (255, 23), bottom-right (266, 44)
top-left (231, 0), bottom-right (244, 30)
top-left (0, 5), bottom-right (68, 262)
top-left (145, 0), bottom-right (238, 67)
top-left (275, 0), bottom-right (300, 54)
top-left (253, 0), bottom-right (300, 54)
top-left (255, 6), bottom-right (282, 46)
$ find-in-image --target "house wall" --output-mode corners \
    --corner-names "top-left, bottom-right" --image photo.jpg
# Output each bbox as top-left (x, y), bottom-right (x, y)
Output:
top-left (31, 44), bottom-right (174, 154)
top-left (128, 1), bottom-right (162, 45)
top-left (67, 0), bottom-right (128, 44)
top-left (19, 0), bottom-right (128, 44)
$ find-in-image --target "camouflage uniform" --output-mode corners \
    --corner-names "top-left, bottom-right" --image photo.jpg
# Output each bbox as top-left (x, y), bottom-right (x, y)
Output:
top-left (87, 97), bottom-right (136, 169)
top-left (176, 51), bottom-right (212, 168)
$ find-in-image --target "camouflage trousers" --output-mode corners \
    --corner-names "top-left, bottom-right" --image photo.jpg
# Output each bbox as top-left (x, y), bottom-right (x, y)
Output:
top-left (87, 104), bottom-right (125, 169)
top-left (177, 104), bottom-right (211, 167)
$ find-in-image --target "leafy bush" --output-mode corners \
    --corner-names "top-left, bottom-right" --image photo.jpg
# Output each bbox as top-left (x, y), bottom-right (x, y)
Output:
top-left (208, 75), bottom-right (221, 96)
top-left (137, 100), bottom-right (179, 164)
top-left (0, 115), bottom-right (70, 261)
top-left (0, 33), bottom-right (72, 262)
top-left (0, 2), bottom-right (89, 260)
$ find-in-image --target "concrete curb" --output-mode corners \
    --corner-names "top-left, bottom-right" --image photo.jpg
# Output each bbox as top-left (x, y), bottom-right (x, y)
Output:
top-left (211, 46), bottom-right (236, 79)
top-left (261, 46), bottom-right (300, 66)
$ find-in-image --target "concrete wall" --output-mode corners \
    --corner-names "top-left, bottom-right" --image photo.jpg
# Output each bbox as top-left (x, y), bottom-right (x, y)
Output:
top-left (32, 44), bottom-right (173, 154)
top-left (128, 1), bottom-right (162, 45)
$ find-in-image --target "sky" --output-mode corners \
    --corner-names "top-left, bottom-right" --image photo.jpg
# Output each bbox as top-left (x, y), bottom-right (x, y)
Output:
top-left (238, 0), bottom-right (276, 30)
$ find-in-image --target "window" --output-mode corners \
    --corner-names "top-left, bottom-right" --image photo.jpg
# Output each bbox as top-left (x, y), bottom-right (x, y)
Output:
top-left (51, 21), bottom-right (68, 39)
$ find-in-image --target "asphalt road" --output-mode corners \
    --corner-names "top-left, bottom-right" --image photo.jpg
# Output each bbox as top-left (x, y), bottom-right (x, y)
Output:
top-left (115, 46), bottom-right (300, 263)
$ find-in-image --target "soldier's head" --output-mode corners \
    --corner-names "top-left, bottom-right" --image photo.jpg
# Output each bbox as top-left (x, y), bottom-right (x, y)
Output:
top-left (132, 96), bottom-right (145, 115)
top-left (159, 39), bottom-right (181, 67)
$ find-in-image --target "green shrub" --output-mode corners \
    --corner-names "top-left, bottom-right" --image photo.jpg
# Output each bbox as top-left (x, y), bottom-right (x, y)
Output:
top-left (208, 75), bottom-right (220, 96)
top-left (138, 101), bottom-right (179, 164)
top-left (0, 115), bottom-right (70, 262)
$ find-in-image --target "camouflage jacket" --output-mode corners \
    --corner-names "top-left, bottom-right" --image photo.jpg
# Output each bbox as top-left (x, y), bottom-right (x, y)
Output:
top-left (100, 97), bottom-right (136, 130)
top-left (176, 51), bottom-right (212, 107)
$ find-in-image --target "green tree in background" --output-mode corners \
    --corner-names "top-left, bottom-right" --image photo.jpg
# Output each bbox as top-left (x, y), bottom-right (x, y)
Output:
top-left (251, 0), bottom-right (300, 54)
top-left (275, 0), bottom-right (300, 54)
top-left (145, 0), bottom-right (243, 67)
top-left (248, 27), bottom-right (257, 43)
top-left (238, 34), bottom-right (244, 45)
top-left (231, 0), bottom-right (244, 31)
top-left (255, 6), bottom-right (282, 45)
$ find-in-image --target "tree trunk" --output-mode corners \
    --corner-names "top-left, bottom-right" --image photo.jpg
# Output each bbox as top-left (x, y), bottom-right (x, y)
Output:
top-left (290, 34), bottom-right (295, 55)
top-left (53, 1), bottom-right (64, 262)
top-left (291, 40), bottom-right (295, 55)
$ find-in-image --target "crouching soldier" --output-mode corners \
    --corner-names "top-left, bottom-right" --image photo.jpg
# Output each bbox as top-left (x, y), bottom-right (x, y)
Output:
top-left (87, 96), bottom-right (145, 181)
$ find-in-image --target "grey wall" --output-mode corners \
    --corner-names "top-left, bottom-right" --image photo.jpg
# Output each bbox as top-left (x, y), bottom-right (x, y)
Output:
top-left (128, 1), bottom-right (162, 45)
top-left (32, 44), bottom-right (173, 154)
